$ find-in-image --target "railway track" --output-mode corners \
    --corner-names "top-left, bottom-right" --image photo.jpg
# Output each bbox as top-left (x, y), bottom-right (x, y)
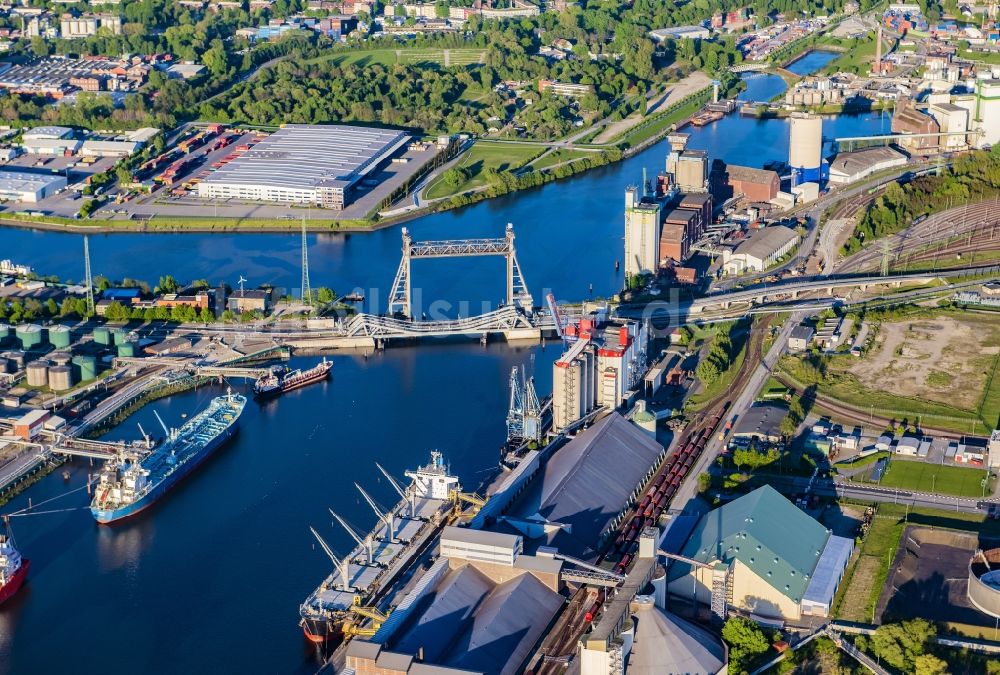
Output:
top-left (530, 318), bottom-right (772, 673)
top-left (839, 200), bottom-right (1000, 273)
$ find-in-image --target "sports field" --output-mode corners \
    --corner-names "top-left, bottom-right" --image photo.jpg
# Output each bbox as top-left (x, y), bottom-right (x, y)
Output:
top-left (872, 459), bottom-right (994, 498)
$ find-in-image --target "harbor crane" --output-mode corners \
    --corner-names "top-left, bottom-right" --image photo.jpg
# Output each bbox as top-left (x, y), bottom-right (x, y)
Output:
top-left (329, 509), bottom-right (376, 566)
top-left (376, 462), bottom-right (416, 518)
top-left (309, 526), bottom-right (352, 591)
top-left (506, 366), bottom-right (542, 445)
top-left (355, 483), bottom-right (397, 542)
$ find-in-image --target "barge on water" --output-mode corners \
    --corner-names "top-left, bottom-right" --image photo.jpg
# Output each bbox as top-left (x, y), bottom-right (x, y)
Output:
top-left (299, 451), bottom-right (461, 644)
top-left (253, 358), bottom-right (331, 399)
top-left (90, 391), bottom-right (247, 524)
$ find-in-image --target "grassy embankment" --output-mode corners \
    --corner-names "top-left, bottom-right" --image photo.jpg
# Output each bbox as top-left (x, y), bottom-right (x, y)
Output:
top-left (423, 141), bottom-right (545, 199)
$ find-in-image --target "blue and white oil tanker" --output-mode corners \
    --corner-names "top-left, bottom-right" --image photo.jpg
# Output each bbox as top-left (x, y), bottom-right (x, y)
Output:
top-left (91, 391), bottom-right (247, 524)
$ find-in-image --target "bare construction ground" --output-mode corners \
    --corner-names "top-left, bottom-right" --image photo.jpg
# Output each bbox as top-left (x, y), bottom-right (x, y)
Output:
top-left (878, 526), bottom-right (999, 631)
top-left (849, 316), bottom-right (1000, 411)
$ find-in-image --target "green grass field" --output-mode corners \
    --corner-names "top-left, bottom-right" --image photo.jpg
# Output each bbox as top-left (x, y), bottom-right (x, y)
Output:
top-left (423, 141), bottom-right (543, 199)
top-left (868, 459), bottom-right (994, 498)
top-left (313, 47), bottom-right (485, 69)
top-left (529, 148), bottom-right (595, 171)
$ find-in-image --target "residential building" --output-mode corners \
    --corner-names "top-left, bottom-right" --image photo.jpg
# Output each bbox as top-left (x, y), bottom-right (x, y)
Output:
top-left (537, 79), bottom-right (594, 98)
top-left (788, 324), bottom-right (814, 352)
top-left (227, 289), bottom-right (271, 314)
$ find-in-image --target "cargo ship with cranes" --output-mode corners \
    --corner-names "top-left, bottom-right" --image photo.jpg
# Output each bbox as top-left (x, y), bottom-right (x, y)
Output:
top-left (90, 391), bottom-right (247, 524)
top-left (253, 358), bottom-right (332, 399)
top-left (0, 516), bottom-right (28, 606)
top-left (298, 451), bottom-right (468, 644)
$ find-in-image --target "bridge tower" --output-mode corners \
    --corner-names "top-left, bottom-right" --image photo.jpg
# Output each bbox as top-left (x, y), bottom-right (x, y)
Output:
top-left (388, 223), bottom-right (533, 319)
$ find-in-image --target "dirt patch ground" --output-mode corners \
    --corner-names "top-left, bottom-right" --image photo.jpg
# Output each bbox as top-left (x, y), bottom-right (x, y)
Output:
top-left (878, 526), bottom-right (1000, 629)
top-left (849, 316), bottom-right (1000, 411)
top-left (821, 504), bottom-right (864, 539)
top-left (592, 71), bottom-right (711, 144)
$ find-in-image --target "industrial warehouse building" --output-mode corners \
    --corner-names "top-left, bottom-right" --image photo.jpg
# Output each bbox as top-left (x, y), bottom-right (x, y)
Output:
top-left (345, 528), bottom-right (565, 675)
top-left (667, 486), bottom-right (854, 621)
top-left (502, 412), bottom-right (665, 560)
top-left (827, 146), bottom-right (908, 185)
top-left (196, 124), bottom-right (410, 209)
top-left (729, 401), bottom-right (789, 448)
top-left (0, 169), bottom-right (67, 202)
top-left (716, 164), bottom-right (780, 203)
top-left (722, 225), bottom-right (800, 274)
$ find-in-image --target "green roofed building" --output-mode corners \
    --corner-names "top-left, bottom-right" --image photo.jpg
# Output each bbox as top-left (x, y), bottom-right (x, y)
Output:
top-left (667, 485), bottom-right (853, 621)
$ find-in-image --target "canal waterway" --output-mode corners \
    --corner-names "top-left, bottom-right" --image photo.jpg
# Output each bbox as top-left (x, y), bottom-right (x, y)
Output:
top-left (0, 52), bottom-right (889, 675)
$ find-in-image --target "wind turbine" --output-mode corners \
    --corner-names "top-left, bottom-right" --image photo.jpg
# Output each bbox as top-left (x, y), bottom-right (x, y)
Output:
top-left (237, 275), bottom-right (247, 297)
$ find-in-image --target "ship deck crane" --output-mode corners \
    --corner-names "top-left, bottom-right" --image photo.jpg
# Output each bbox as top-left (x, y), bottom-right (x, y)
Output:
top-left (329, 509), bottom-right (376, 566)
top-left (309, 526), bottom-right (352, 591)
top-left (376, 462), bottom-right (415, 518)
top-left (355, 483), bottom-right (397, 542)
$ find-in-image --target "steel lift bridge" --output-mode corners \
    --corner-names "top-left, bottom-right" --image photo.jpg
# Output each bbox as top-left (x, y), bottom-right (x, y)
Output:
top-left (388, 222), bottom-right (534, 320)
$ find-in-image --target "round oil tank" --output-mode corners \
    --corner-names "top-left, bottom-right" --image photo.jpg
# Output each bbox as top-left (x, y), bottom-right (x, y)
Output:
top-left (116, 341), bottom-right (137, 358)
top-left (49, 351), bottom-right (72, 367)
top-left (92, 327), bottom-right (111, 345)
top-left (968, 548), bottom-right (1000, 619)
top-left (26, 360), bottom-right (49, 387)
top-left (3, 350), bottom-right (25, 369)
top-left (16, 324), bottom-right (44, 350)
top-left (788, 113), bottom-right (823, 181)
top-left (110, 328), bottom-right (127, 346)
top-left (0, 357), bottom-right (9, 374)
top-left (48, 325), bottom-right (72, 349)
top-left (72, 355), bottom-right (97, 382)
top-left (48, 365), bottom-right (74, 392)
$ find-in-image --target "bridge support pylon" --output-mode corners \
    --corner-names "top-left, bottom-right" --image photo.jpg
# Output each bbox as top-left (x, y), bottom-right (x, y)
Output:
top-left (387, 223), bottom-right (534, 319)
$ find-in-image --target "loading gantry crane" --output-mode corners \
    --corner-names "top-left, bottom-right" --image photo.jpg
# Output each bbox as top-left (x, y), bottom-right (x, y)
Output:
top-left (448, 488), bottom-right (486, 520)
top-left (342, 596), bottom-right (391, 638)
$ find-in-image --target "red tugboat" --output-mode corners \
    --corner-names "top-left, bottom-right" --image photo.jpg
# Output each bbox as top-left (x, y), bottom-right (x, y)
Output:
top-left (253, 358), bottom-right (332, 399)
top-left (0, 516), bottom-right (29, 606)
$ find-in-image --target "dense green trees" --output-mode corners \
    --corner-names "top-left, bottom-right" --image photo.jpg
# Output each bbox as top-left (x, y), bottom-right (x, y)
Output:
top-left (721, 616), bottom-right (771, 674)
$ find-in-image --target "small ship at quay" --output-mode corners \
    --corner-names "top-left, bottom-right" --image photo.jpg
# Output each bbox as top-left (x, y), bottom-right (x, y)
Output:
top-left (253, 359), bottom-right (332, 399)
top-left (299, 451), bottom-right (481, 644)
top-left (90, 392), bottom-right (247, 524)
top-left (0, 517), bottom-right (28, 606)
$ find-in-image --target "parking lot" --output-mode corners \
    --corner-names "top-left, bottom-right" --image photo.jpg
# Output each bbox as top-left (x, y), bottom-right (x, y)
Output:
top-left (0, 153), bottom-right (118, 217)
top-left (116, 139), bottom-right (438, 221)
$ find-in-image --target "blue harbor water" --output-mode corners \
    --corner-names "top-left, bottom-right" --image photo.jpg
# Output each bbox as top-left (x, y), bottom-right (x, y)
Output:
top-left (0, 62), bottom-right (889, 675)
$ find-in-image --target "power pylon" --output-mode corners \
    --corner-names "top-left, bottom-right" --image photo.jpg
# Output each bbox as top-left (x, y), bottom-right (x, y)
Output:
top-left (301, 213), bottom-right (312, 306)
top-left (84, 235), bottom-right (94, 315)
